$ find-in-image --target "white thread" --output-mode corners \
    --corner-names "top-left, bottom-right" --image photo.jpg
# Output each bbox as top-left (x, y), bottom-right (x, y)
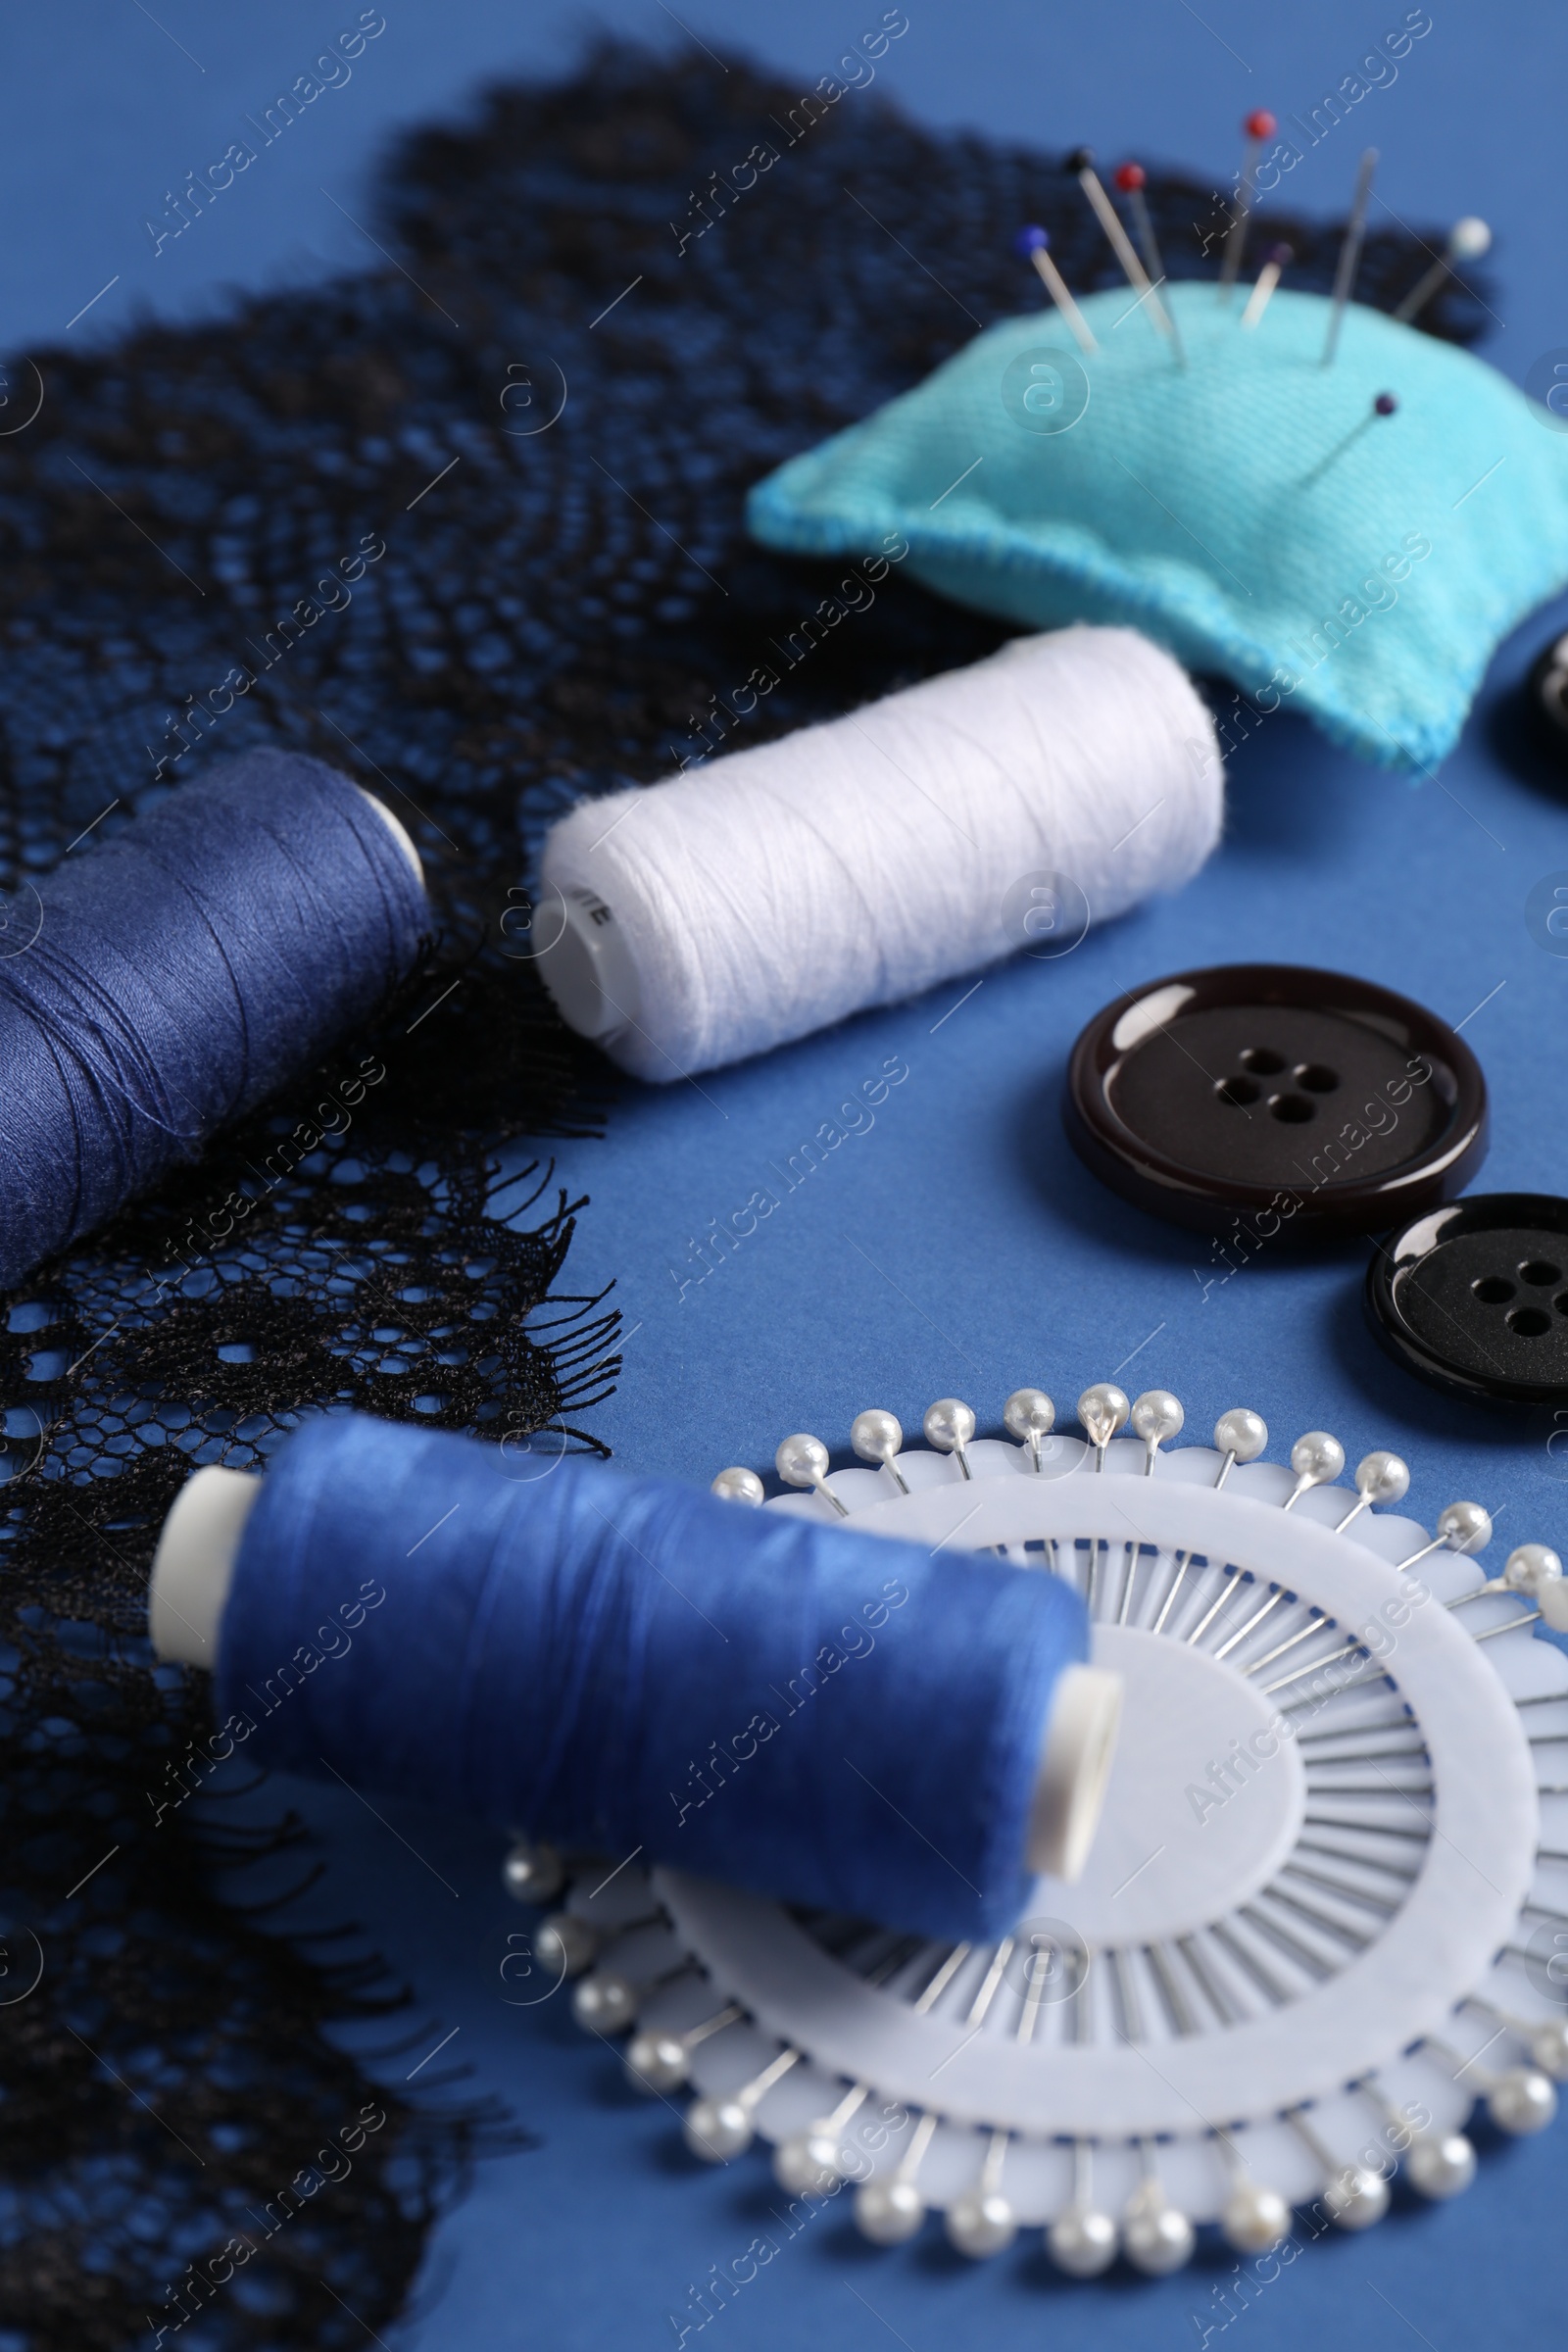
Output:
top-left (540, 626), bottom-right (1223, 1080)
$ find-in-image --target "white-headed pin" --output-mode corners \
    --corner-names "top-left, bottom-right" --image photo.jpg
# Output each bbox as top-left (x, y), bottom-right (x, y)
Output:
top-left (775, 1433), bottom-right (850, 1517)
top-left (1130, 1390), bottom-right (1183, 1476)
top-left (1392, 216), bottom-right (1491, 325)
top-left (1004, 1387), bottom-right (1056, 1473)
top-left (851, 1407), bottom-right (908, 1494)
top-left (1077, 1383), bottom-right (1130, 1471)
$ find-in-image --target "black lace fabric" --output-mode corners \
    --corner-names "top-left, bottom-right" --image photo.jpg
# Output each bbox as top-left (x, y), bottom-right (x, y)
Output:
top-left (0, 39), bottom-right (1482, 2348)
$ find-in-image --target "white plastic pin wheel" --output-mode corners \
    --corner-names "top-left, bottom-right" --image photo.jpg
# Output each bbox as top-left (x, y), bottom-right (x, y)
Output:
top-left (499, 1388), bottom-right (1568, 2278)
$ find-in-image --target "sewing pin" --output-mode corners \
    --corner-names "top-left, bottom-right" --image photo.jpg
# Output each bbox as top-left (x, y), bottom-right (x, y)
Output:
top-left (1240, 241), bottom-right (1293, 330)
top-left (851, 1406), bottom-right (909, 1493)
top-left (1219, 109), bottom-right (1278, 295)
top-left (1300, 391), bottom-right (1397, 486)
top-left (1392, 216), bottom-right (1492, 324)
top-left (1013, 225), bottom-right (1100, 355)
top-left (1113, 163), bottom-right (1162, 277)
top-left (1281, 1430), bottom-right (1345, 1510)
top-left (923, 1396), bottom-right (977, 1479)
top-left (1322, 147), bottom-right (1378, 365)
top-left (1077, 1382), bottom-right (1129, 1472)
top-left (1334, 1450), bottom-right (1410, 1531)
top-left (1066, 147), bottom-right (1180, 355)
top-left (774, 1431), bottom-right (850, 1516)
top-left (1003, 1387), bottom-right (1055, 1472)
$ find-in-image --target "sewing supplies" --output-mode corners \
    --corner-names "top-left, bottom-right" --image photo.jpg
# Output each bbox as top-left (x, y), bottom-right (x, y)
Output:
top-left (0, 750), bottom-right (427, 1289)
top-left (1065, 148), bottom-right (1179, 350)
top-left (147, 1412), bottom-right (1121, 1943)
top-left (1322, 148), bottom-right (1379, 365)
top-left (1241, 241), bottom-right (1294, 330)
top-left (750, 262), bottom-right (1568, 771)
top-left (1063, 963), bottom-right (1488, 1240)
top-left (1368, 1193), bottom-right (1568, 1404)
top-left (1530, 627), bottom-right (1568, 751)
top-left (1300, 389), bottom-right (1399, 489)
top-left (536, 626), bottom-right (1220, 1082)
top-left (1011, 223), bottom-right (1099, 355)
top-left (1393, 216), bottom-right (1493, 325)
top-left (508, 1383), bottom-right (1564, 2274)
top-left (1111, 162), bottom-right (1170, 297)
top-left (1219, 108), bottom-right (1279, 293)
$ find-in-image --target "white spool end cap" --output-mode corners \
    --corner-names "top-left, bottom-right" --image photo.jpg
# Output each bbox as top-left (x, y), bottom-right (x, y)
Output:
top-left (1027, 1663), bottom-right (1123, 1882)
top-left (354, 786), bottom-right (423, 886)
top-left (149, 1465), bottom-right (262, 1667)
top-left (534, 886), bottom-right (642, 1047)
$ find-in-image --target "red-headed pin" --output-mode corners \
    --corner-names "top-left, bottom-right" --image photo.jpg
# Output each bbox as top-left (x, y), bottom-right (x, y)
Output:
top-left (1240, 241), bottom-right (1294, 330)
top-left (1392, 216), bottom-right (1492, 325)
top-left (1012, 224), bottom-right (1099, 355)
top-left (1219, 108), bottom-right (1277, 294)
top-left (1113, 163), bottom-right (1165, 284)
top-left (1066, 147), bottom-right (1180, 357)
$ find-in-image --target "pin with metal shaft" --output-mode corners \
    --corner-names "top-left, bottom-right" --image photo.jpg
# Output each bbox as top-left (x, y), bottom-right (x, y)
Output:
top-left (924, 1397), bottom-right (977, 1480)
top-left (1392, 216), bottom-right (1492, 324)
top-left (1012, 225), bottom-right (1099, 356)
top-left (1219, 109), bottom-right (1277, 295)
top-left (1077, 1383), bottom-right (1130, 1473)
top-left (774, 1432), bottom-right (850, 1516)
top-left (1322, 147), bottom-right (1378, 365)
top-left (1066, 147), bottom-right (1182, 358)
top-left (1151, 1409), bottom-right (1266, 1637)
top-left (1113, 162), bottom-right (1165, 285)
top-left (1003, 1388), bottom-right (1055, 1473)
top-left (1301, 391), bottom-right (1397, 486)
top-left (1240, 241), bottom-right (1293, 330)
top-left (1281, 1430), bottom-right (1345, 1511)
top-left (851, 1407), bottom-right (908, 1494)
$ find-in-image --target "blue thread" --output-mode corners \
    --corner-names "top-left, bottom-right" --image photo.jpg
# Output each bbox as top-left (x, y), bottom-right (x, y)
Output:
top-left (0, 750), bottom-right (427, 1288)
top-left (216, 1413), bottom-right (1090, 1939)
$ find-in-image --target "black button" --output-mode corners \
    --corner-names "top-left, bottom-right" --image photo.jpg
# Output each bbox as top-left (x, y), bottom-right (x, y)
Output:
top-left (1063, 964), bottom-right (1488, 1240)
top-left (1531, 631), bottom-right (1568, 750)
top-left (1368, 1192), bottom-right (1568, 1403)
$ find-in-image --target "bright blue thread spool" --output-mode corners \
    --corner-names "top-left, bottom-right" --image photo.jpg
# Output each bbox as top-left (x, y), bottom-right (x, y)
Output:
top-left (0, 750), bottom-right (427, 1288)
top-left (153, 1413), bottom-right (1106, 1940)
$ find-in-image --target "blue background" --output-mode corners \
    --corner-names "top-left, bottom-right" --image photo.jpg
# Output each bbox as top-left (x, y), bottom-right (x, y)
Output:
top-left (23, 3), bottom-right (1568, 2345)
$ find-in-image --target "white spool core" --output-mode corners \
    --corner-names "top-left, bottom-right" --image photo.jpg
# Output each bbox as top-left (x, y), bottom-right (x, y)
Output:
top-left (354, 786), bottom-right (423, 885)
top-left (534, 885), bottom-right (643, 1046)
top-left (149, 1464), bottom-right (260, 1666)
top-left (1027, 1661), bottom-right (1122, 1881)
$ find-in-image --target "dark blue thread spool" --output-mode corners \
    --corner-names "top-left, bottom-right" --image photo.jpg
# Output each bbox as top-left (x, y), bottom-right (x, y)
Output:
top-left (0, 750), bottom-right (427, 1288)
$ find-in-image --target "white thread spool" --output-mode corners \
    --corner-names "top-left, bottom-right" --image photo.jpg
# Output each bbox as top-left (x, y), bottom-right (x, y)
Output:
top-left (536, 626), bottom-right (1222, 1080)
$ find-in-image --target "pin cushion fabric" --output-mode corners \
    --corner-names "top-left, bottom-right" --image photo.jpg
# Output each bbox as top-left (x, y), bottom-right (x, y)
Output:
top-left (748, 282), bottom-right (1568, 771)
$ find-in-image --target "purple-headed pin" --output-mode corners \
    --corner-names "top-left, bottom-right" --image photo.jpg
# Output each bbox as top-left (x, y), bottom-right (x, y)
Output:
top-left (1301, 390), bottom-right (1398, 487)
top-left (1240, 242), bottom-right (1294, 330)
